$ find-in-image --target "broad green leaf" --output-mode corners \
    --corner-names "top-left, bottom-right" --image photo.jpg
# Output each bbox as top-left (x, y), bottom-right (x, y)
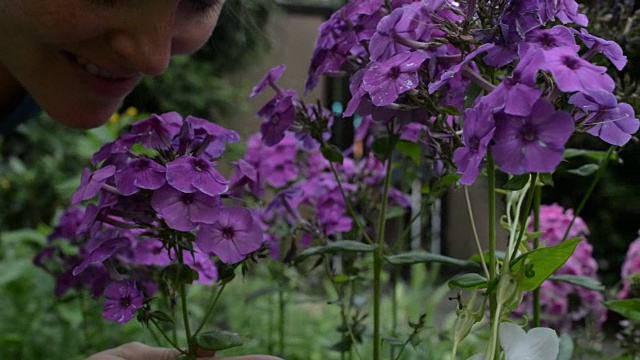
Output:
top-left (603, 299), bottom-right (640, 321)
top-left (195, 329), bottom-right (243, 351)
top-left (395, 140), bottom-right (422, 165)
top-left (448, 273), bottom-right (488, 290)
top-left (567, 164), bottom-right (599, 177)
top-left (469, 251), bottom-right (506, 265)
top-left (385, 251), bottom-right (477, 267)
top-left (161, 263), bottom-right (199, 287)
top-left (504, 174), bottom-right (531, 191)
top-left (320, 143), bottom-right (344, 164)
top-left (294, 241), bottom-right (377, 262)
top-left (557, 334), bottom-right (574, 360)
top-left (549, 275), bottom-right (604, 291)
top-left (511, 238), bottom-right (581, 291)
top-left (372, 134), bottom-right (400, 162)
top-left (0, 260), bottom-right (32, 286)
top-left (563, 148), bottom-right (618, 162)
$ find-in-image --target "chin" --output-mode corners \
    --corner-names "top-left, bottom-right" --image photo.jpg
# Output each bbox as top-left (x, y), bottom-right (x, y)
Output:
top-left (45, 107), bottom-right (117, 130)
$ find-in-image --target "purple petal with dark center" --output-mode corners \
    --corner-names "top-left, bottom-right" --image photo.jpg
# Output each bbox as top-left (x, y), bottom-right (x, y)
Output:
top-left (73, 236), bottom-right (129, 276)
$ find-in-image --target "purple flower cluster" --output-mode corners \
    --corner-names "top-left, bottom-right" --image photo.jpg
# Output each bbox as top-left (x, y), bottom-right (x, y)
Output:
top-left (36, 113), bottom-right (264, 324)
top-left (618, 231), bottom-right (640, 299)
top-left (232, 132), bottom-right (411, 260)
top-left (514, 204), bottom-right (607, 330)
top-left (298, 0), bottom-right (638, 186)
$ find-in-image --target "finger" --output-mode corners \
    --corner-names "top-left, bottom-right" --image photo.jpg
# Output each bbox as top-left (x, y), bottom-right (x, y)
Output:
top-left (87, 342), bottom-right (181, 360)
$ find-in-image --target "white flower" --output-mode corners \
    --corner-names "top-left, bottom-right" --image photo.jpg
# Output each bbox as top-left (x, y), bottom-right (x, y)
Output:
top-left (499, 322), bottom-right (559, 360)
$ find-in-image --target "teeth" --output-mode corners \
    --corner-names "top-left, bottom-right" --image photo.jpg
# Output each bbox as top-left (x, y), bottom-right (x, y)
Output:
top-left (75, 56), bottom-right (117, 79)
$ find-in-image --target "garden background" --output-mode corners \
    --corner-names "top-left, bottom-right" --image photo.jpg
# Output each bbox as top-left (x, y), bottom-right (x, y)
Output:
top-left (1, 0), bottom-right (639, 359)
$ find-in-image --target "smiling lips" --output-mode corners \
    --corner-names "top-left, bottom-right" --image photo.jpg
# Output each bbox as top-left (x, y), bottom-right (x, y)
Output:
top-left (66, 52), bottom-right (141, 98)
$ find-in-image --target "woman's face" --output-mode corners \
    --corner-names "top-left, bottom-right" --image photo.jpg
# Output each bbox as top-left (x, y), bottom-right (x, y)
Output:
top-left (0, 0), bottom-right (225, 129)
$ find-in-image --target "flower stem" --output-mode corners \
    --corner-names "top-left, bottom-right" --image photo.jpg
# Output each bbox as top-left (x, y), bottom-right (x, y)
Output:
top-left (194, 283), bottom-right (227, 337)
top-left (151, 318), bottom-right (188, 355)
top-left (329, 161), bottom-right (375, 245)
top-left (278, 284), bottom-right (286, 356)
top-left (533, 184), bottom-right (541, 327)
top-left (487, 152), bottom-right (499, 360)
top-left (176, 249), bottom-right (195, 356)
top-left (373, 149), bottom-right (394, 360)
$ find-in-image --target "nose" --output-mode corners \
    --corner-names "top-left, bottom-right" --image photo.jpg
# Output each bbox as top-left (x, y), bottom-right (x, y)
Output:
top-left (109, 7), bottom-right (176, 76)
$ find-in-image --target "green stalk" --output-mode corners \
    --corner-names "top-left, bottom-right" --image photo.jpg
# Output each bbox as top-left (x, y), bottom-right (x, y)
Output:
top-left (561, 147), bottom-right (614, 241)
top-left (176, 249), bottom-right (194, 356)
top-left (487, 153), bottom-right (498, 360)
top-left (533, 185), bottom-right (541, 327)
top-left (151, 318), bottom-right (188, 355)
top-left (194, 283), bottom-right (227, 337)
top-left (508, 175), bottom-right (537, 265)
top-left (278, 284), bottom-right (286, 356)
top-left (373, 150), bottom-right (394, 360)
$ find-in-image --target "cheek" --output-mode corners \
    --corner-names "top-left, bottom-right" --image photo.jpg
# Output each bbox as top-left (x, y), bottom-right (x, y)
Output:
top-left (171, 16), bottom-right (220, 55)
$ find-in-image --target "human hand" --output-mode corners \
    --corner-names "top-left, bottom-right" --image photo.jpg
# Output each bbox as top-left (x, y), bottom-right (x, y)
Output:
top-left (87, 342), bottom-right (284, 360)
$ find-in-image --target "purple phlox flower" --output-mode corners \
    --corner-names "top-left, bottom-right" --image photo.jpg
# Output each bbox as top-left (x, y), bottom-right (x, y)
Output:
top-left (262, 159), bottom-right (298, 188)
top-left (343, 0), bottom-right (386, 17)
top-left (229, 159), bottom-right (264, 199)
top-left (520, 25), bottom-right (580, 57)
top-left (499, 0), bottom-right (542, 40)
top-left (182, 251), bottom-right (219, 286)
top-left (102, 280), bottom-right (144, 325)
top-left (258, 92), bottom-right (298, 147)
top-left (388, 187), bottom-right (411, 208)
top-left (619, 233), bottom-right (640, 299)
top-left (483, 39), bottom-right (520, 68)
top-left (166, 156), bottom-right (228, 196)
top-left (569, 91), bottom-right (639, 146)
top-left (429, 43), bottom-right (493, 94)
top-left (196, 207), bottom-right (263, 264)
top-left (481, 49), bottom-right (543, 116)
top-left (492, 99), bottom-right (574, 175)
top-left (555, 0), bottom-right (588, 26)
top-left (530, 203), bottom-right (589, 246)
top-left (369, 6), bottom-right (424, 61)
top-left (184, 116), bottom-right (240, 159)
top-left (316, 194), bottom-right (352, 236)
top-left (92, 134), bottom-right (137, 167)
top-left (344, 69), bottom-right (368, 117)
top-left (73, 236), bottom-right (130, 276)
top-left (541, 47), bottom-right (615, 94)
top-left (362, 50), bottom-right (428, 106)
top-left (250, 65), bottom-right (286, 99)
top-left (573, 28), bottom-right (627, 71)
top-left (453, 104), bottom-right (496, 185)
top-left (399, 122), bottom-right (428, 143)
top-left (48, 207), bottom-right (86, 243)
top-left (133, 239), bottom-right (171, 267)
top-left (71, 165), bottom-right (117, 205)
top-left (130, 112), bottom-right (183, 149)
top-left (151, 184), bottom-right (221, 232)
top-left (115, 158), bottom-right (166, 196)
top-left (264, 187), bottom-right (304, 223)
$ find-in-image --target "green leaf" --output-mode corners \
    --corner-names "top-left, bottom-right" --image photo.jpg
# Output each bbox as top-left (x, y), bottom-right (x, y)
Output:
top-left (557, 334), bottom-right (574, 360)
top-left (385, 251), bottom-right (477, 267)
top-left (382, 337), bottom-right (405, 347)
top-left (448, 273), bottom-right (488, 290)
top-left (395, 140), bottom-right (422, 164)
top-left (150, 311), bottom-right (174, 324)
top-left (567, 164), bottom-right (599, 177)
top-left (603, 299), bottom-right (640, 321)
top-left (385, 206), bottom-right (406, 220)
top-left (333, 274), bottom-right (350, 284)
top-left (0, 260), bottom-right (32, 286)
top-left (549, 275), bottom-right (604, 291)
top-left (504, 174), bottom-right (531, 191)
top-left (161, 263), bottom-right (199, 288)
top-left (564, 148), bottom-right (618, 162)
top-left (439, 106), bottom-right (462, 116)
top-left (320, 143), bottom-right (344, 164)
top-left (538, 173), bottom-right (554, 186)
top-left (437, 174), bottom-right (461, 188)
top-left (130, 143), bottom-right (158, 158)
top-left (463, 83), bottom-right (483, 110)
top-left (195, 329), bottom-right (243, 351)
top-left (294, 241), bottom-right (377, 262)
top-left (511, 238), bottom-right (581, 291)
top-left (372, 135), bottom-right (400, 162)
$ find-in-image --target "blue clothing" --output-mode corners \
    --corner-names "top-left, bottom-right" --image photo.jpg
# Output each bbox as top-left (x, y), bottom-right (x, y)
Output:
top-left (0, 95), bottom-right (41, 134)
